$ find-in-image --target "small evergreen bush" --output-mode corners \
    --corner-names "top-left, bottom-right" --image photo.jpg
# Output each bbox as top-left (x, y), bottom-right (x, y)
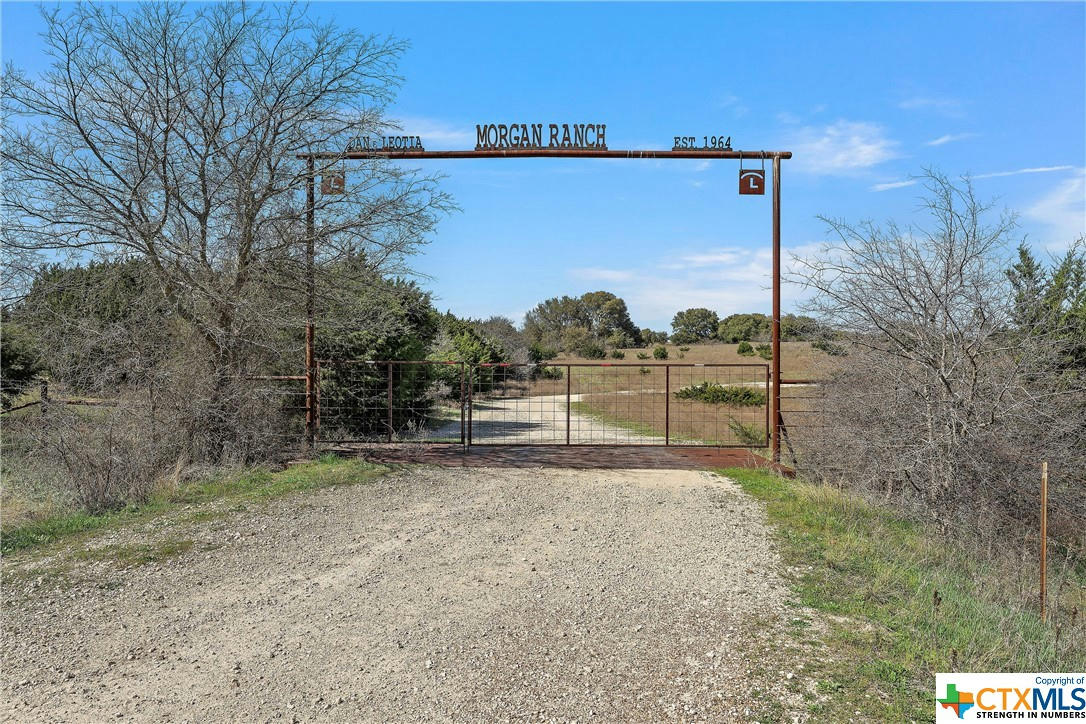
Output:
top-left (674, 382), bottom-right (765, 406)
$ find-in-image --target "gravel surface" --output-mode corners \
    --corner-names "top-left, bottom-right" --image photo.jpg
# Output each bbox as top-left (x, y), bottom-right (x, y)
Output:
top-left (2, 466), bottom-right (815, 722)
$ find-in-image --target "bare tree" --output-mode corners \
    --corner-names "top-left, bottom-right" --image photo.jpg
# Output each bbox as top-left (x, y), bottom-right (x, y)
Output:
top-left (2, 2), bottom-right (453, 457)
top-left (788, 171), bottom-right (1085, 544)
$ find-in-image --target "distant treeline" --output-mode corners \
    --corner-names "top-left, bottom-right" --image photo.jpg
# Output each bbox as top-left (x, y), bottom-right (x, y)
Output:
top-left (520, 292), bottom-right (833, 359)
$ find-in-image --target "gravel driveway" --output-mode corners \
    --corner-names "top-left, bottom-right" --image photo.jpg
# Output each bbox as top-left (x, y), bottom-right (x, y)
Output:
top-left (2, 466), bottom-right (812, 722)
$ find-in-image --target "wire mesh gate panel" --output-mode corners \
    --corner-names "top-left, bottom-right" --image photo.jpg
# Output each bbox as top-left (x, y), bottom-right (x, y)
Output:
top-left (316, 360), bottom-right (466, 444)
top-left (313, 361), bottom-right (769, 447)
top-left (468, 363), bottom-right (769, 447)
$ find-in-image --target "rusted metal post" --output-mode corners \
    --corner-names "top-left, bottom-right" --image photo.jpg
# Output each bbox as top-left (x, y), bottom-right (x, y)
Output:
top-left (1040, 461), bottom-right (1049, 621)
top-left (771, 155), bottom-right (782, 462)
top-left (387, 362), bottom-right (394, 443)
top-left (566, 365), bottom-right (572, 445)
top-left (304, 155), bottom-right (316, 455)
top-left (665, 365), bottom-right (670, 446)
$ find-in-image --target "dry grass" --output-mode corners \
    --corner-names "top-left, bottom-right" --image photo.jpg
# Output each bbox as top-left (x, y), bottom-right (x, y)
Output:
top-left (575, 391), bottom-right (767, 445)
top-left (556, 341), bottom-right (839, 380)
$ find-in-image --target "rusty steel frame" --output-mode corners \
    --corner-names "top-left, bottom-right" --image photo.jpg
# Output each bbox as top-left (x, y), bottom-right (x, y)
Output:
top-left (307, 149), bottom-right (791, 161)
top-left (302, 147), bottom-right (789, 459)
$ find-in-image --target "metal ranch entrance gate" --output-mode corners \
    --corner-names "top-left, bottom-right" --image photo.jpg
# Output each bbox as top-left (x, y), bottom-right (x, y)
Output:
top-left (314, 360), bottom-right (769, 449)
top-left (299, 143), bottom-right (792, 459)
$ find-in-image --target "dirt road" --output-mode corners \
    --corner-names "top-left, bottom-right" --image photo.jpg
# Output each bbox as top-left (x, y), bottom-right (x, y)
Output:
top-left (2, 466), bottom-right (812, 722)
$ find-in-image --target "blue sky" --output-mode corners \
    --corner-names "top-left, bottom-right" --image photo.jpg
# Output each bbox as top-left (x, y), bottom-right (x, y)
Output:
top-left (3, 2), bottom-right (1084, 330)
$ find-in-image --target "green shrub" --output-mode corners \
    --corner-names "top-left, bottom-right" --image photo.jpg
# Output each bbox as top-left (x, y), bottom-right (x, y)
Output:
top-left (528, 343), bottom-right (558, 363)
top-left (755, 343), bottom-right (772, 360)
top-left (576, 342), bottom-right (606, 360)
top-left (736, 340), bottom-right (755, 356)
top-left (535, 365), bottom-right (564, 380)
top-left (609, 349), bottom-right (625, 359)
top-left (652, 345), bottom-right (668, 360)
top-left (1, 323), bottom-right (43, 409)
top-left (674, 382), bottom-right (766, 406)
top-left (639, 367), bottom-right (652, 375)
top-left (678, 346), bottom-right (691, 352)
top-left (728, 418), bottom-right (766, 446)
top-left (812, 338), bottom-right (848, 356)
top-left (606, 330), bottom-right (636, 349)
top-left (636, 352), bottom-right (650, 360)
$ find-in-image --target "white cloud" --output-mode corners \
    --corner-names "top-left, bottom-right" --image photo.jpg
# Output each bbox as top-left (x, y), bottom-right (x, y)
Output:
top-left (564, 244), bottom-right (821, 326)
top-left (1025, 170), bottom-right (1086, 251)
top-left (973, 165), bottom-right (1074, 180)
top-left (675, 249), bottom-right (746, 267)
top-left (871, 179), bottom-right (918, 192)
top-left (776, 111), bottom-right (801, 125)
top-left (790, 121), bottom-right (900, 174)
top-left (391, 116), bottom-right (474, 147)
top-left (925, 132), bottom-right (977, 146)
top-left (718, 93), bottom-right (750, 118)
top-left (898, 96), bottom-right (964, 117)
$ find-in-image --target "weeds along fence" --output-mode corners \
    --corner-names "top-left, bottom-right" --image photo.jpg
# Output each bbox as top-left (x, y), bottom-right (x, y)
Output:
top-left (777, 376), bottom-right (1084, 629)
top-left (0, 375), bottom-right (309, 513)
top-left (777, 378), bottom-right (827, 468)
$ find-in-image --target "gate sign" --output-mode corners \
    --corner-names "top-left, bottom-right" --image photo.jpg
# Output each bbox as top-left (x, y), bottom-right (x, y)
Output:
top-left (476, 123), bottom-right (607, 150)
top-left (739, 169), bottom-right (765, 195)
top-left (321, 171), bottom-right (345, 195)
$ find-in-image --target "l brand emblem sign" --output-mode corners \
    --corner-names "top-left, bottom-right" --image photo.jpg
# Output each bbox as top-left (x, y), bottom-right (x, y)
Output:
top-left (740, 169), bottom-right (765, 195)
top-left (321, 172), bottom-right (345, 195)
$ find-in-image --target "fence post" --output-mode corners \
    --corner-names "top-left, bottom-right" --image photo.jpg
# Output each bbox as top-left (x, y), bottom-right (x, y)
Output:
top-left (566, 365), bottom-right (572, 446)
top-left (460, 363), bottom-right (466, 447)
top-left (467, 366), bottom-right (473, 447)
top-left (387, 362), bottom-right (393, 444)
top-left (1040, 461), bottom-right (1049, 621)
